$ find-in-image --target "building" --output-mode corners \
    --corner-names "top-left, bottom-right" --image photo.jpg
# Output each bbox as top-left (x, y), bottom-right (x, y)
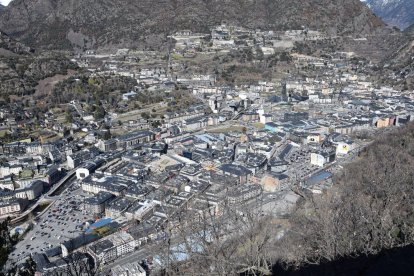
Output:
top-left (283, 112), bottom-right (309, 122)
top-left (82, 174), bottom-right (132, 196)
top-left (267, 158), bottom-right (288, 174)
top-left (84, 191), bottom-right (115, 214)
top-left (89, 232), bottom-right (137, 264)
top-left (97, 139), bottom-right (118, 152)
top-left (76, 162), bottom-right (100, 180)
top-left (45, 166), bottom-right (65, 186)
top-left (117, 131), bottom-right (155, 149)
top-left (227, 184), bottom-right (262, 205)
top-left (311, 150), bottom-right (335, 167)
top-left (307, 134), bottom-right (323, 144)
top-left (336, 141), bottom-right (354, 155)
top-left (245, 153), bottom-right (268, 174)
top-left (218, 164), bottom-right (252, 184)
top-left (265, 122), bottom-right (280, 133)
top-left (111, 261), bottom-right (146, 276)
top-left (105, 197), bottom-right (133, 218)
top-left (122, 91), bottom-right (138, 101)
top-left (125, 200), bottom-right (157, 221)
top-left (0, 198), bottom-right (27, 216)
top-left (67, 148), bottom-right (100, 169)
top-left (183, 116), bottom-right (209, 131)
top-left (125, 184), bottom-right (153, 200)
top-left (14, 180), bottom-right (44, 200)
top-left (261, 173), bottom-right (289, 192)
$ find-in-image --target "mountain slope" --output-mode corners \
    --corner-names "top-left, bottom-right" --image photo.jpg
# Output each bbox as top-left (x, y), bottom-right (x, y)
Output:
top-left (0, 0), bottom-right (385, 50)
top-left (405, 24), bottom-right (414, 35)
top-left (0, 4), bottom-right (4, 11)
top-left (0, 31), bottom-right (77, 100)
top-left (363, 0), bottom-right (414, 30)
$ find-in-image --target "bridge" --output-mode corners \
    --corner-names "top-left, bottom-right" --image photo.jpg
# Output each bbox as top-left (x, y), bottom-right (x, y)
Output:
top-left (10, 169), bottom-right (77, 225)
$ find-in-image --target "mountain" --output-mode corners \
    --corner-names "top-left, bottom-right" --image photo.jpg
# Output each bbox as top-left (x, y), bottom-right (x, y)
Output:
top-left (0, 31), bottom-right (77, 100)
top-left (0, 30), bottom-right (33, 55)
top-left (0, 0), bottom-right (385, 50)
top-left (0, 4), bottom-right (4, 11)
top-left (362, 0), bottom-right (414, 30)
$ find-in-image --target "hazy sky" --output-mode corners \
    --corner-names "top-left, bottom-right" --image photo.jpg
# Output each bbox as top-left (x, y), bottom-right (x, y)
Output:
top-left (0, 0), bottom-right (11, 6)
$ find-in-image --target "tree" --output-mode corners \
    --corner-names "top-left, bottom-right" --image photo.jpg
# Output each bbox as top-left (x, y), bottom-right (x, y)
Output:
top-left (153, 194), bottom-right (280, 275)
top-left (278, 123), bottom-right (414, 267)
top-left (46, 252), bottom-right (100, 276)
top-left (141, 112), bottom-right (150, 120)
top-left (93, 106), bottom-right (106, 120)
top-left (0, 217), bottom-right (18, 270)
top-left (65, 112), bottom-right (74, 124)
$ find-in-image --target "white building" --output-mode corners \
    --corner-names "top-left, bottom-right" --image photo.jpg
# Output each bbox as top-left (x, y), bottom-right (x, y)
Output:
top-left (111, 262), bottom-right (146, 276)
top-left (336, 141), bottom-right (354, 155)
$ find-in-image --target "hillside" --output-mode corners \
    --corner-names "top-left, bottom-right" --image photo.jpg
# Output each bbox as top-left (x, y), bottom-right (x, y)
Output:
top-left (280, 123), bottom-right (414, 268)
top-left (0, 0), bottom-right (384, 50)
top-left (0, 32), bottom-right (77, 101)
top-left (0, 30), bottom-right (33, 55)
top-left (405, 24), bottom-right (414, 35)
top-left (150, 123), bottom-right (414, 275)
top-left (363, 0), bottom-right (414, 30)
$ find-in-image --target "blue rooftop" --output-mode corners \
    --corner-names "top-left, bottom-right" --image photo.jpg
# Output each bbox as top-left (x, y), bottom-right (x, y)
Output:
top-left (306, 170), bottom-right (333, 186)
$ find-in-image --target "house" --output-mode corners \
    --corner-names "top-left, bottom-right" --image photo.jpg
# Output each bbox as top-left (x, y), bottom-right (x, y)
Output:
top-left (122, 91), bottom-right (138, 101)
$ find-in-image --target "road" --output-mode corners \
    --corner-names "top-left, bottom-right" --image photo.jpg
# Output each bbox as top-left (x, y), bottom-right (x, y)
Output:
top-left (100, 247), bottom-right (150, 275)
top-left (10, 170), bottom-right (77, 224)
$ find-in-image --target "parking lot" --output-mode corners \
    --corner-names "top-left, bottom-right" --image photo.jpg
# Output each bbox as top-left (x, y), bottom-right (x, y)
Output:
top-left (286, 147), bottom-right (320, 181)
top-left (9, 181), bottom-right (96, 264)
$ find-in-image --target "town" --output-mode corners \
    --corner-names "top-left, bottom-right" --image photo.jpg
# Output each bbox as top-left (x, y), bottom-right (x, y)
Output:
top-left (0, 24), bottom-right (412, 275)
